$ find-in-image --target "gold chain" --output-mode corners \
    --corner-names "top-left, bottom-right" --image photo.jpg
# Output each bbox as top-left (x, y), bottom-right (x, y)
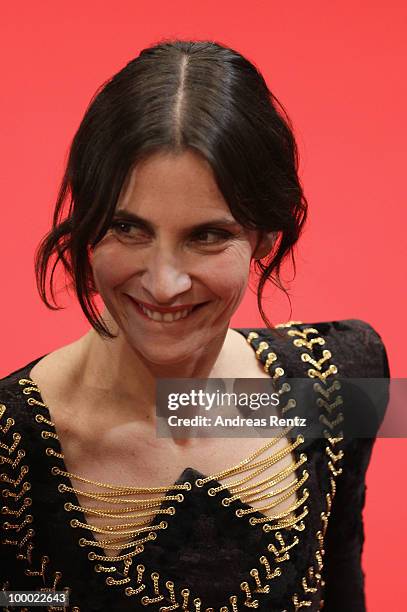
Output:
top-left (196, 433), bottom-right (304, 487)
top-left (238, 468), bottom-right (308, 505)
top-left (235, 473), bottom-right (309, 516)
top-left (52, 465), bottom-right (190, 494)
top-left (225, 455), bottom-right (306, 498)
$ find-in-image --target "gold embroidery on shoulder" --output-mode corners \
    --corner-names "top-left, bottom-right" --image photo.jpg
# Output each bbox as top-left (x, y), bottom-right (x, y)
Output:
top-left (282, 323), bottom-right (345, 609)
top-left (275, 321), bottom-right (304, 329)
top-left (0, 384), bottom-right (81, 610)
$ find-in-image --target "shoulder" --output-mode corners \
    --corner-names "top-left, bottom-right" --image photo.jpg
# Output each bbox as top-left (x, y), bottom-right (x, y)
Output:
top-left (241, 319), bottom-right (390, 439)
top-left (0, 355), bottom-right (45, 391)
top-left (0, 355), bottom-right (46, 424)
top-left (246, 318), bottom-right (389, 379)
top-left (0, 357), bottom-right (48, 494)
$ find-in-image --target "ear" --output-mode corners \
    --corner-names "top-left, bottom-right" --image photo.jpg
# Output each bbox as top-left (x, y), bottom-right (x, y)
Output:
top-left (252, 231), bottom-right (277, 260)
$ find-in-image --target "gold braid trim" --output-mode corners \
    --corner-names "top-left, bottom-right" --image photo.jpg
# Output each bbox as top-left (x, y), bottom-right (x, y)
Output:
top-left (283, 323), bottom-right (345, 610)
top-left (1, 395), bottom-right (79, 611)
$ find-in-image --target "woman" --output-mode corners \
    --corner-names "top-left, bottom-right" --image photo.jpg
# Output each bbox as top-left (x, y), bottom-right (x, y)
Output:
top-left (0, 40), bottom-right (389, 611)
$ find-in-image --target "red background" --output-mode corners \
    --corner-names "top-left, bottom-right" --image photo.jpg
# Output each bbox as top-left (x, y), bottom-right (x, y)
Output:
top-left (1, 1), bottom-right (406, 606)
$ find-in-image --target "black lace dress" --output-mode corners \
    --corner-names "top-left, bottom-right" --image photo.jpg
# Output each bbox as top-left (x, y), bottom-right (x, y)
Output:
top-left (0, 320), bottom-right (389, 612)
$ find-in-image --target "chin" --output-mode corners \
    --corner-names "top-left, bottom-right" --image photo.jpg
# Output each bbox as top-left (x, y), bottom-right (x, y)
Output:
top-left (132, 344), bottom-right (197, 367)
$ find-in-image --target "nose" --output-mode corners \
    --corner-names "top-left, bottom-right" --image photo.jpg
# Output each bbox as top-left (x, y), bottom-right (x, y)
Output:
top-left (140, 248), bottom-right (192, 304)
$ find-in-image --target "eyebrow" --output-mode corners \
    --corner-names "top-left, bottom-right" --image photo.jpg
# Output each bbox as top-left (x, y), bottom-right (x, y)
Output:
top-left (112, 210), bottom-right (241, 232)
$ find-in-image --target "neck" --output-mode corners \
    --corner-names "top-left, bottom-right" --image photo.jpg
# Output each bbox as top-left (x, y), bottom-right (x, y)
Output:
top-left (72, 317), bottom-right (239, 423)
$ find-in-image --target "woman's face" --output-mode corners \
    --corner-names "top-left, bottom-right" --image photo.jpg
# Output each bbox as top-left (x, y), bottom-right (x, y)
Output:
top-left (91, 149), bottom-right (266, 365)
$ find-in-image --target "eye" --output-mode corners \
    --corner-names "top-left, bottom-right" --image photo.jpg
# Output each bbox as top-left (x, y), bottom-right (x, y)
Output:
top-left (193, 229), bottom-right (233, 244)
top-left (109, 221), bottom-right (234, 246)
top-left (110, 221), bottom-right (147, 239)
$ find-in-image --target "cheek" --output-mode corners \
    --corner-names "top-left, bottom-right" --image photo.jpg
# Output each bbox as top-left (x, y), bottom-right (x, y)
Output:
top-left (204, 246), bottom-right (252, 302)
top-left (91, 243), bottom-right (136, 293)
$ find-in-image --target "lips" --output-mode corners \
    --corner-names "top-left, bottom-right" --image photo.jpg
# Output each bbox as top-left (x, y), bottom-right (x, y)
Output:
top-left (126, 295), bottom-right (208, 323)
top-left (133, 299), bottom-right (200, 314)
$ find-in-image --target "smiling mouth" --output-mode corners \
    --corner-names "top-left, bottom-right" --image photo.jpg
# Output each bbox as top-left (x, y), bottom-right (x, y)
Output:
top-left (127, 297), bottom-right (208, 323)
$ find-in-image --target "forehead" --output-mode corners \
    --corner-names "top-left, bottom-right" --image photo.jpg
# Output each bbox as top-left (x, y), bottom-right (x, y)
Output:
top-left (117, 149), bottom-right (232, 217)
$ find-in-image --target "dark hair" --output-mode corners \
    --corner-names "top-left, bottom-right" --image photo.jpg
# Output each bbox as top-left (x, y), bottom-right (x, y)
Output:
top-left (35, 39), bottom-right (308, 337)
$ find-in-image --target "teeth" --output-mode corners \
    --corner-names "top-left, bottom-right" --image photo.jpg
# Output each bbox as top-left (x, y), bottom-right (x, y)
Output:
top-left (139, 304), bottom-right (194, 322)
